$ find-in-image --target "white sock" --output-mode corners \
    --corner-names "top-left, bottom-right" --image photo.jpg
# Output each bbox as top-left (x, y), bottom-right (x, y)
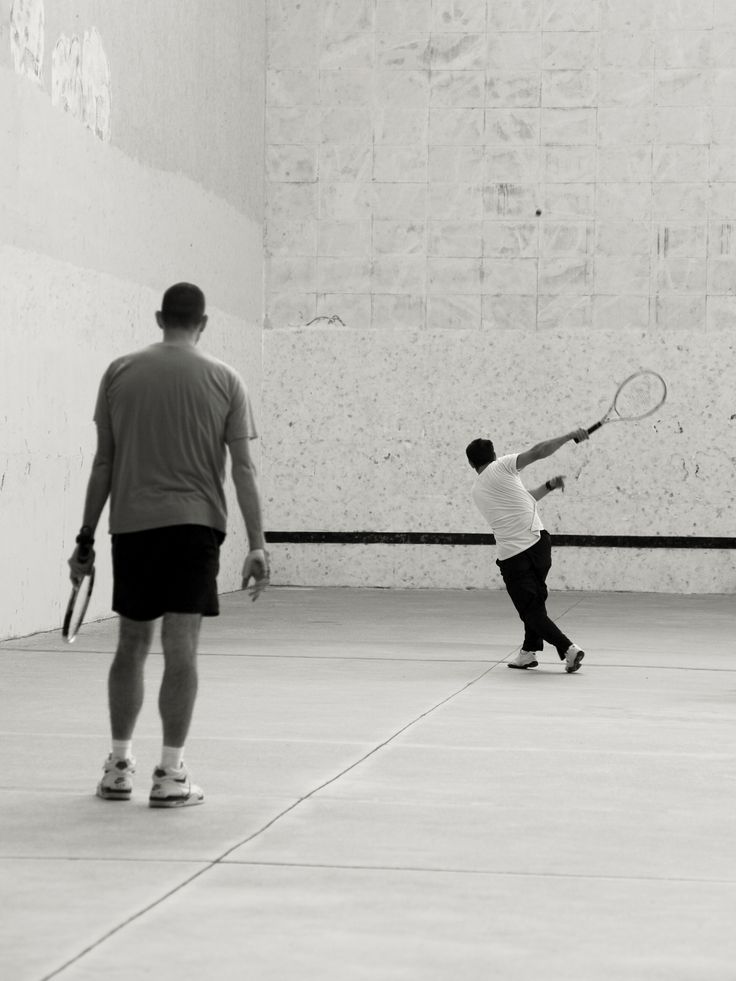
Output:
top-left (112, 739), bottom-right (133, 761)
top-left (161, 745), bottom-right (184, 770)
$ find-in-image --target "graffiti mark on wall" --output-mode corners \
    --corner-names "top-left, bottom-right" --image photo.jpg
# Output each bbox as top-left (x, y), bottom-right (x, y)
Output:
top-left (10, 0), bottom-right (44, 84)
top-left (9, 0), bottom-right (112, 143)
top-left (51, 34), bottom-right (82, 116)
top-left (52, 29), bottom-right (112, 142)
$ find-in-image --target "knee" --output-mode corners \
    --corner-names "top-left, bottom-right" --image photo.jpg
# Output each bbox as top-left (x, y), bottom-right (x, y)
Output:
top-left (115, 618), bottom-right (154, 665)
top-left (161, 614), bottom-right (201, 663)
top-left (113, 637), bottom-right (150, 665)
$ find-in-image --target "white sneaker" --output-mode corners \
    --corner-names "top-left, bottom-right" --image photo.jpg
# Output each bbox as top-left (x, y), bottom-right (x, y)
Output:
top-left (149, 764), bottom-right (204, 808)
top-left (564, 644), bottom-right (585, 674)
top-left (507, 650), bottom-right (539, 670)
top-left (96, 755), bottom-right (135, 800)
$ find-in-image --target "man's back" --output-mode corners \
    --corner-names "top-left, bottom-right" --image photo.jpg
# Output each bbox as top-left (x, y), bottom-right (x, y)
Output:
top-left (95, 343), bottom-right (256, 534)
top-left (472, 453), bottom-right (543, 560)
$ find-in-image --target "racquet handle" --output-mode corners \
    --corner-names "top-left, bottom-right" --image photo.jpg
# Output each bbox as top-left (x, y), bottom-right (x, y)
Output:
top-left (574, 421), bottom-right (603, 443)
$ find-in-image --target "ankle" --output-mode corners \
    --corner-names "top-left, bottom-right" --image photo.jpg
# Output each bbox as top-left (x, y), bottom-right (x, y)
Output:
top-left (112, 739), bottom-right (133, 761)
top-left (160, 745), bottom-right (185, 770)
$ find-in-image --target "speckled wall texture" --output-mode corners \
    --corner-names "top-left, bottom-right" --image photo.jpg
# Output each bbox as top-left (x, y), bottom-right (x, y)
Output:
top-left (1, 0), bottom-right (265, 638)
top-left (262, 0), bottom-right (736, 592)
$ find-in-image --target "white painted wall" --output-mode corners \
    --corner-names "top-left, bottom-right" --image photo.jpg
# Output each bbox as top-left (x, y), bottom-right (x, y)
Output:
top-left (261, 0), bottom-right (736, 592)
top-left (0, 1), bottom-right (265, 639)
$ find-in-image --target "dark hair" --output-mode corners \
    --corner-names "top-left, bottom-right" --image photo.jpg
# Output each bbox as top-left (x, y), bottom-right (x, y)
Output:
top-left (465, 438), bottom-right (495, 469)
top-left (160, 282), bottom-right (206, 327)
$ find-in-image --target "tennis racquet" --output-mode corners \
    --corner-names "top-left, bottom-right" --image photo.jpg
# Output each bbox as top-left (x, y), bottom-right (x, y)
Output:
top-left (62, 544), bottom-right (95, 643)
top-left (575, 370), bottom-right (667, 442)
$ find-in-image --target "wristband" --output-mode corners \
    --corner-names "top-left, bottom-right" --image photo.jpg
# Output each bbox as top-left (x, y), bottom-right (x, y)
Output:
top-left (76, 525), bottom-right (95, 546)
top-left (545, 480), bottom-right (554, 491)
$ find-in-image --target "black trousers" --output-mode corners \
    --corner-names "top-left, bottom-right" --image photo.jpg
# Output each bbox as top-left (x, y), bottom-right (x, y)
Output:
top-left (496, 531), bottom-right (572, 658)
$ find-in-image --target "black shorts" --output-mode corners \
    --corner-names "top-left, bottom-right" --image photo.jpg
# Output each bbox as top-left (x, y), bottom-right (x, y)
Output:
top-left (112, 525), bottom-right (226, 622)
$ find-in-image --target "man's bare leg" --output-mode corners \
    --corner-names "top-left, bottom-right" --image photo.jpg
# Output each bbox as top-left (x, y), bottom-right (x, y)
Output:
top-left (149, 613), bottom-right (204, 807)
top-left (97, 617), bottom-right (154, 800)
top-left (158, 612), bottom-right (202, 748)
top-left (109, 617), bottom-right (155, 740)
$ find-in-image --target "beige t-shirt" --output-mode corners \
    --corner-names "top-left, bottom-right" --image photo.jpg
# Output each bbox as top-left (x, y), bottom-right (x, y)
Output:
top-left (471, 453), bottom-right (544, 560)
top-left (94, 343), bottom-right (257, 534)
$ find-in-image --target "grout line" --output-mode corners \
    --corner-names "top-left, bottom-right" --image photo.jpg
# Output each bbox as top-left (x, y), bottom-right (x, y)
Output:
top-left (39, 657), bottom-right (506, 980)
top-left (2, 854), bottom-right (210, 865)
top-left (217, 859), bottom-right (736, 887)
top-left (3, 648), bottom-right (734, 673)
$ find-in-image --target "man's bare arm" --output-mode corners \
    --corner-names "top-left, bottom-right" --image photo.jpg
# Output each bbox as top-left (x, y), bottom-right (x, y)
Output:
top-left (81, 426), bottom-right (114, 532)
top-left (229, 437), bottom-right (269, 599)
top-left (229, 437), bottom-right (266, 551)
top-left (517, 428), bottom-right (588, 471)
top-left (528, 475), bottom-right (565, 501)
top-left (68, 425), bottom-right (113, 581)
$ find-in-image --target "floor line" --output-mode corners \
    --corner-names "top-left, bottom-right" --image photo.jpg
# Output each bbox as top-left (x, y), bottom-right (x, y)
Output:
top-left (220, 859), bottom-right (736, 886)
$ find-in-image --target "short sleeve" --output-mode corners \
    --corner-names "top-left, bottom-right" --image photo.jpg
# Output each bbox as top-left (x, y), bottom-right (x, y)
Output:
top-left (496, 453), bottom-right (519, 475)
top-left (225, 372), bottom-right (258, 444)
top-left (93, 368), bottom-right (112, 430)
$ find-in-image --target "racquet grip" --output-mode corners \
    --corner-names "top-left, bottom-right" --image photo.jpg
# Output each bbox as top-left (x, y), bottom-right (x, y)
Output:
top-left (574, 421), bottom-right (602, 443)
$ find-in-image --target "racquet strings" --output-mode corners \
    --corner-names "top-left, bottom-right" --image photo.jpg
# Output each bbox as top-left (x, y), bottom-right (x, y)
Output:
top-left (613, 372), bottom-right (667, 421)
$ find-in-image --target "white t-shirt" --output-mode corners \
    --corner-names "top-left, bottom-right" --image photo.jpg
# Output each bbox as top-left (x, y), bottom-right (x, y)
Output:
top-left (471, 453), bottom-right (544, 560)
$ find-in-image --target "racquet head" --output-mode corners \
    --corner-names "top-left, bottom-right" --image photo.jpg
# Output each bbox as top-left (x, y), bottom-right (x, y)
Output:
top-left (62, 569), bottom-right (95, 643)
top-left (612, 370), bottom-right (667, 422)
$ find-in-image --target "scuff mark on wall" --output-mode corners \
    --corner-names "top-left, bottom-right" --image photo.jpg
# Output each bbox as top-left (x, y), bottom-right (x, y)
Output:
top-left (669, 456), bottom-right (690, 481)
top-left (51, 34), bottom-right (82, 117)
top-left (720, 223), bottom-right (732, 257)
top-left (81, 28), bottom-right (111, 142)
top-left (10, 0), bottom-right (44, 84)
top-left (51, 28), bottom-right (111, 142)
top-left (305, 315), bottom-right (346, 328)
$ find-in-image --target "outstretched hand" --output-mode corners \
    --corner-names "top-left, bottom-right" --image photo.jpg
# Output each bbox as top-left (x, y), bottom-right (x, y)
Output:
top-left (242, 549), bottom-right (270, 601)
top-left (549, 475), bottom-right (566, 493)
top-left (571, 427), bottom-right (589, 443)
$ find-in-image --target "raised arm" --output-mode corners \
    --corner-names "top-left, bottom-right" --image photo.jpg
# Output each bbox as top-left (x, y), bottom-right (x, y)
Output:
top-left (517, 428), bottom-right (588, 471)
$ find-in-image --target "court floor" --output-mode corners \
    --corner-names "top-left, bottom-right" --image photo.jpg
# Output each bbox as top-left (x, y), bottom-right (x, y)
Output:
top-left (2, 586), bottom-right (735, 981)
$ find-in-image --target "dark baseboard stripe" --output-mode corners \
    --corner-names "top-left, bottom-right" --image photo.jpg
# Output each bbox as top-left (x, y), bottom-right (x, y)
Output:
top-left (265, 532), bottom-right (736, 549)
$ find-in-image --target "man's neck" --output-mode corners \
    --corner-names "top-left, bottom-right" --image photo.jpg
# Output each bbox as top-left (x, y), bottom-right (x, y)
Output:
top-left (161, 330), bottom-right (198, 347)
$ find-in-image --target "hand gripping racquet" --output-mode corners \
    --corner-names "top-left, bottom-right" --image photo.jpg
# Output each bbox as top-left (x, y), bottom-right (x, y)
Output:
top-left (62, 544), bottom-right (95, 643)
top-left (575, 370), bottom-right (667, 442)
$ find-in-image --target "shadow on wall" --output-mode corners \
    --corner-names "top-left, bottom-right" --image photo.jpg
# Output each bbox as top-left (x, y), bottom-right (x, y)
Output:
top-left (10, 0), bottom-right (111, 142)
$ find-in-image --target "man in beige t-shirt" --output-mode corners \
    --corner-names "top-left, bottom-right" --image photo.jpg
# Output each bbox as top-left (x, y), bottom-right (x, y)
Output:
top-left (68, 283), bottom-right (268, 808)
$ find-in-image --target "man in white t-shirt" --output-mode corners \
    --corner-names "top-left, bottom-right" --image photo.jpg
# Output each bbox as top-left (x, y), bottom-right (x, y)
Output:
top-left (466, 428), bottom-right (589, 673)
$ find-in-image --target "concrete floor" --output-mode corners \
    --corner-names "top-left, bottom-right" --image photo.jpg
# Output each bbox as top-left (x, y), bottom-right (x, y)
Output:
top-left (2, 586), bottom-right (735, 981)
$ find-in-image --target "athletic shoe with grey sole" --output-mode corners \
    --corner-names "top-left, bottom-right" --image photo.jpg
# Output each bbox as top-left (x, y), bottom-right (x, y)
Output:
top-left (564, 644), bottom-right (585, 673)
top-left (97, 755), bottom-right (135, 801)
top-left (507, 650), bottom-right (539, 670)
top-left (149, 765), bottom-right (204, 808)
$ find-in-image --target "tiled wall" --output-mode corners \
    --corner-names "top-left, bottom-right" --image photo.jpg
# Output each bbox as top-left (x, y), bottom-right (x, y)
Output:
top-left (265, 0), bottom-right (736, 333)
top-left (263, 0), bottom-right (736, 592)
